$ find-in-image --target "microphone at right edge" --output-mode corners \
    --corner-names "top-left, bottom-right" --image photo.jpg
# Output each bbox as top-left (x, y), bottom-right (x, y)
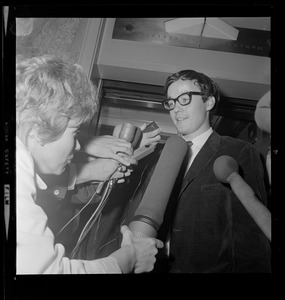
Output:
top-left (213, 155), bottom-right (271, 241)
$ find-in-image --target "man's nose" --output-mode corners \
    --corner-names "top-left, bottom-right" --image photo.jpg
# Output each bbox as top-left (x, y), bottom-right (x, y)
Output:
top-left (173, 101), bottom-right (183, 112)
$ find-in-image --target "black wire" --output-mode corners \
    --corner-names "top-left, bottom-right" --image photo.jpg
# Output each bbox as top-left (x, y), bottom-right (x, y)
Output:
top-left (70, 180), bottom-right (114, 258)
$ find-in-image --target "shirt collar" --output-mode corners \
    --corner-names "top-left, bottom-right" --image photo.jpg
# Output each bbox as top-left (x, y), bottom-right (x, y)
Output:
top-left (36, 174), bottom-right (47, 190)
top-left (182, 127), bottom-right (213, 149)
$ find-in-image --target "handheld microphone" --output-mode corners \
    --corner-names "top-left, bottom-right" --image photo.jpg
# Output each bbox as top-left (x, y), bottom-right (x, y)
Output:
top-left (113, 122), bottom-right (142, 149)
top-left (96, 123), bottom-right (144, 194)
top-left (213, 155), bottom-right (271, 241)
top-left (129, 135), bottom-right (188, 238)
top-left (254, 91), bottom-right (271, 134)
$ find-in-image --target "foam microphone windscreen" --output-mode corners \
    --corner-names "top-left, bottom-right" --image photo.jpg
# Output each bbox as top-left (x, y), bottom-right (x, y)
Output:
top-left (113, 123), bottom-right (142, 149)
top-left (254, 91), bottom-right (271, 134)
top-left (131, 135), bottom-right (188, 231)
top-left (213, 155), bottom-right (239, 183)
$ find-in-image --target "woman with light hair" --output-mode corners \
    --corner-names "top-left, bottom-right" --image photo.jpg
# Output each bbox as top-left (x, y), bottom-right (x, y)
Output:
top-left (16, 55), bottom-right (162, 274)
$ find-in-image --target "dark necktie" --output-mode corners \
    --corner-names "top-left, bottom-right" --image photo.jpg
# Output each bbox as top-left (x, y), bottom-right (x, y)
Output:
top-left (162, 140), bottom-right (193, 258)
top-left (184, 141), bottom-right (193, 175)
top-left (186, 140), bottom-right (193, 151)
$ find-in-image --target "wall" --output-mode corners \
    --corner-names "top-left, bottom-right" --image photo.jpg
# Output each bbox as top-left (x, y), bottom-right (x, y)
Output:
top-left (15, 18), bottom-right (104, 136)
top-left (16, 18), bottom-right (88, 64)
top-left (94, 18), bottom-right (270, 101)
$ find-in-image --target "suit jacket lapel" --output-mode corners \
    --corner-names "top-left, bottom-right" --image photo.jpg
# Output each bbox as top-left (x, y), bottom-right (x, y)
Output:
top-left (179, 131), bottom-right (221, 197)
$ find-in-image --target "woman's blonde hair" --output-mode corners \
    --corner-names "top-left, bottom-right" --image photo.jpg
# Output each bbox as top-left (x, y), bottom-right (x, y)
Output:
top-left (16, 55), bottom-right (98, 145)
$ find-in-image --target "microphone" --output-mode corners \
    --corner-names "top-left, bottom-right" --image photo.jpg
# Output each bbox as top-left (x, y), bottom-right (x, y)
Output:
top-left (129, 135), bottom-right (188, 238)
top-left (97, 123), bottom-right (143, 194)
top-left (113, 122), bottom-right (142, 149)
top-left (254, 91), bottom-right (271, 134)
top-left (213, 155), bottom-right (271, 241)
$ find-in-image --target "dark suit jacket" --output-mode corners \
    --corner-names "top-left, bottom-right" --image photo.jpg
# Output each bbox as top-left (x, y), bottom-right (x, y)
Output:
top-left (161, 131), bottom-right (271, 273)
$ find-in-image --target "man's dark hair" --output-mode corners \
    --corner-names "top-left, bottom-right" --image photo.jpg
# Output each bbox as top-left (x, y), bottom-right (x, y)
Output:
top-left (164, 69), bottom-right (220, 122)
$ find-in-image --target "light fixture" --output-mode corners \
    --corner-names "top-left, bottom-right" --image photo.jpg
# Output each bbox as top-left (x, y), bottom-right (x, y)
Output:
top-left (165, 18), bottom-right (239, 40)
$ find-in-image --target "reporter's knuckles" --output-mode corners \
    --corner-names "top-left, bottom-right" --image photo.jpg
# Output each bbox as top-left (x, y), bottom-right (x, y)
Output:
top-left (140, 123), bottom-right (147, 131)
top-left (121, 225), bottom-right (132, 235)
top-left (143, 239), bottom-right (157, 249)
top-left (109, 161), bottom-right (120, 169)
top-left (120, 165), bottom-right (127, 172)
top-left (155, 239), bottom-right (164, 248)
top-left (134, 264), bottom-right (154, 274)
top-left (124, 145), bottom-right (133, 153)
top-left (113, 172), bottom-right (124, 179)
top-left (117, 153), bottom-right (134, 162)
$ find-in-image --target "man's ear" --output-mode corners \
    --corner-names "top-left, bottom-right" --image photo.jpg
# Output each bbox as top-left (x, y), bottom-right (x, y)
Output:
top-left (206, 96), bottom-right (216, 111)
top-left (28, 127), bottom-right (44, 146)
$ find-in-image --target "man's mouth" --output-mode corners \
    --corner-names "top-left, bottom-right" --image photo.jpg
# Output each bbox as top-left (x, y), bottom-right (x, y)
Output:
top-left (176, 116), bottom-right (187, 122)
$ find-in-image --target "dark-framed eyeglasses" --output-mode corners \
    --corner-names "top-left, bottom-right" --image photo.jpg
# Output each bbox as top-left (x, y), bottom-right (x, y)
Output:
top-left (162, 91), bottom-right (204, 111)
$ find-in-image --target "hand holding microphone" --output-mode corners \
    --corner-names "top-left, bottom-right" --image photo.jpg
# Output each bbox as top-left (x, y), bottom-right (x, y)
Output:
top-left (213, 155), bottom-right (271, 241)
top-left (122, 135), bottom-right (187, 272)
top-left (113, 134), bottom-right (187, 272)
top-left (113, 122), bottom-right (142, 150)
top-left (120, 225), bottom-right (163, 273)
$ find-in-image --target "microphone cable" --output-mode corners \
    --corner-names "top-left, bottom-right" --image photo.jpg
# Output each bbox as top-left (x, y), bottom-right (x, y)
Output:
top-left (70, 161), bottom-right (150, 258)
top-left (55, 182), bottom-right (104, 238)
top-left (70, 178), bottom-right (116, 258)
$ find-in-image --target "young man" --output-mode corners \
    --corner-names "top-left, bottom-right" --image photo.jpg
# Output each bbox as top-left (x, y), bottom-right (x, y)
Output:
top-left (157, 69), bottom-right (271, 273)
top-left (68, 69), bottom-right (271, 273)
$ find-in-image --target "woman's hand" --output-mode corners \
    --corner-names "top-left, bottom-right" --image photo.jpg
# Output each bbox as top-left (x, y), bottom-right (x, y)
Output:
top-left (81, 135), bottom-right (137, 167)
top-left (75, 158), bottom-right (132, 184)
top-left (120, 225), bottom-right (164, 273)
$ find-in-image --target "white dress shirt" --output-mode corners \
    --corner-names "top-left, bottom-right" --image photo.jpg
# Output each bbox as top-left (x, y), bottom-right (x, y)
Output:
top-left (182, 127), bottom-right (213, 173)
top-left (16, 136), bottom-right (121, 274)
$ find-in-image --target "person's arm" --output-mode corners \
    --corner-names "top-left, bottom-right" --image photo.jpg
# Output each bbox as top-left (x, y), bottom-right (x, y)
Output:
top-left (78, 134), bottom-right (137, 166)
top-left (16, 139), bottom-right (120, 274)
top-left (38, 156), bottom-right (131, 197)
top-left (17, 146), bottom-right (162, 273)
top-left (75, 157), bottom-right (133, 185)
